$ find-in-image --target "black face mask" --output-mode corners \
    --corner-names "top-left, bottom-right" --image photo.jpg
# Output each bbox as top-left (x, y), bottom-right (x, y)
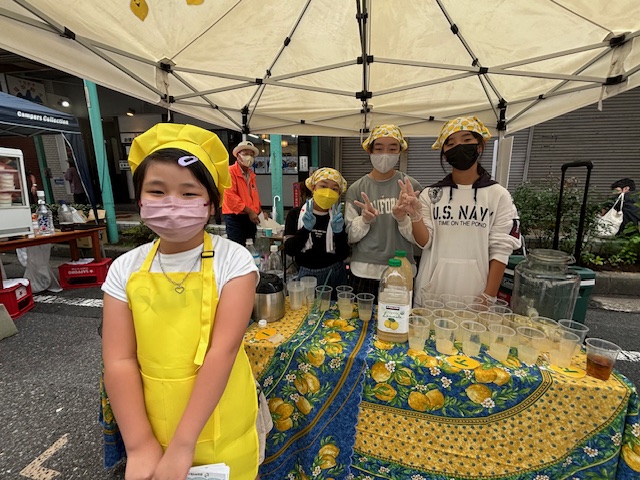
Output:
top-left (444, 144), bottom-right (480, 171)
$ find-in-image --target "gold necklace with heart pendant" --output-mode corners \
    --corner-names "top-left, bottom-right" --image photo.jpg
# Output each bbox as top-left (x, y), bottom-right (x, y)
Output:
top-left (157, 250), bottom-right (201, 294)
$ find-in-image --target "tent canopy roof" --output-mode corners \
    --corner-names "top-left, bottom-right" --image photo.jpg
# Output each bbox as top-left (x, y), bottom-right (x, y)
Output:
top-left (0, 91), bottom-right (81, 137)
top-left (0, 1), bottom-right (639, 137)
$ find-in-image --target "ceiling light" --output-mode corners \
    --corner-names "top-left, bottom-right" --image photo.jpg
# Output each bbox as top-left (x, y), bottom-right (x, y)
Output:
top-left (281, 140), bottom-right (288, 147)
top-left (126, 108), bottom-right (135, 116)
top-left (248, 134), bottom-right (258, 139)
top-left (58, 99), bottom-right (70, 108)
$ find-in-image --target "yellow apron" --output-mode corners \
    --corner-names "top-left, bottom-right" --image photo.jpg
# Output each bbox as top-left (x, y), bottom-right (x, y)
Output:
top-left (126, 233), bottom-right (258, 478)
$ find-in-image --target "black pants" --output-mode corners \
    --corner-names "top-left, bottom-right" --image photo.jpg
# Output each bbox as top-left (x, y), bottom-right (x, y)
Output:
top-left (224, 213), bottom-right (257, 247)
top-left (349, 274), bottom-right (380, 301)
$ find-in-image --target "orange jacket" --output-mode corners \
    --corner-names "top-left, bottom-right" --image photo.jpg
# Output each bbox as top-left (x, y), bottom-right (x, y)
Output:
top-left (222, 162), bottom-right (262, 215)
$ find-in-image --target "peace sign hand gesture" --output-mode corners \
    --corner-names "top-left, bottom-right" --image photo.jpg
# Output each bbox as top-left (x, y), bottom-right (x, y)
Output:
top-left (353, 192), bottom-right (379, 225)
top-left (395, 178), bottom-right (422, 222)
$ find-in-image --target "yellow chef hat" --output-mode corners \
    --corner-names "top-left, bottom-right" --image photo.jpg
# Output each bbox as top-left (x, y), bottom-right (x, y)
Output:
top-left (305, 167), bottom-right (347, 194)
top-left (431, 116), bottom-right (492, 150)
top-left (361, 124), bottom-right (408, 152)
top-left (128, 123), bottom-right (231, 198)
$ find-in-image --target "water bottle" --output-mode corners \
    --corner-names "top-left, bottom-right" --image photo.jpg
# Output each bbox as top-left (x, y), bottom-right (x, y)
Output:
top-left (266, 245), bottom-right (283, 281)
top-left (246, 239), bottom-right (261, 269)
top-left (58, 201), bottom-right (74, 232)
top-left (36, 199), bottom-right (54, 236)
top-left (377, 258), bottom-right (410, 343)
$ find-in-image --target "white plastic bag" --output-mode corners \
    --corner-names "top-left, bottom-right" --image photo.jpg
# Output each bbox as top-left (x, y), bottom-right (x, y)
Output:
top-left (594, 193), bottom-right (624, 238)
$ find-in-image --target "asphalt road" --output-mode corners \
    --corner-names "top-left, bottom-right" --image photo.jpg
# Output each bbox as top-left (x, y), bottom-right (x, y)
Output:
top-left (0, 253), bottom-right (638, 479)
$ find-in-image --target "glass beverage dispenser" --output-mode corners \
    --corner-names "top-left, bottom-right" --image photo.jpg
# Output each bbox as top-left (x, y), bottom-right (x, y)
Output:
top-left (511, 249), bottom-right (580, 320)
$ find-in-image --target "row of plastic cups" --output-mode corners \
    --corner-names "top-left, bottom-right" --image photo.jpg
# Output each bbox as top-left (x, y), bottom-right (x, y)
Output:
top-left (422, 293), bottom-right (510, 308)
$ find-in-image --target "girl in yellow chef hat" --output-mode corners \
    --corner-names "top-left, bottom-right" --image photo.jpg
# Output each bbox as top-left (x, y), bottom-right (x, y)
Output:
top-left (283, 167), bottom-right (350, 294)
top-left (395, 116), bottom-right (522, 306)
top-left (101, 124), bottom-right (260, 479)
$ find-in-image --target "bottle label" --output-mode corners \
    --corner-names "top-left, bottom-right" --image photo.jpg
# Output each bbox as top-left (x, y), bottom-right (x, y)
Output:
top-left (377, 301), bottom-right (410, 334)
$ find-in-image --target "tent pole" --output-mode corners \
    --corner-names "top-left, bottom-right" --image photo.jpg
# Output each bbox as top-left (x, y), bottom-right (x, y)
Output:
top-left (311, 137), bottom-right (319, 168)
top-left (33, 135), bottom-right (53, 204)
top-left (83, 80), bottom-right (118, 244)
top-left (270, 134), bottom-right (283, 224)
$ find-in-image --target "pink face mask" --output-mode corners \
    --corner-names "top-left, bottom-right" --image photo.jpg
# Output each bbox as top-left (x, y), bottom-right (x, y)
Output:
top-left (140, 196), bottom-right (211, 242)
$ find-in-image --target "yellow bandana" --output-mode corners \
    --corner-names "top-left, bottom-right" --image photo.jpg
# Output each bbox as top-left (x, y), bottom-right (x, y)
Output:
top-left (362, 124), bottom-right (408, 152)
top-left (305, 167), bottom-right (347, 194)
top-left (432, 116), bottom-right (492, 150)
top-left (128, 123), bottom-right (231, 199)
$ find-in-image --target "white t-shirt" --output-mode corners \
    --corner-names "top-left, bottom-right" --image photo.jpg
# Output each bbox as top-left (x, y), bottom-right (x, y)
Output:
top-left (102, 234), bottom-right (258, 303)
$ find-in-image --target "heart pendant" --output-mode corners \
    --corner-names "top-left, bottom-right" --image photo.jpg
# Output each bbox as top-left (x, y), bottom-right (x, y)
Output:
top-left (175, 285), bottom-right (185, 294)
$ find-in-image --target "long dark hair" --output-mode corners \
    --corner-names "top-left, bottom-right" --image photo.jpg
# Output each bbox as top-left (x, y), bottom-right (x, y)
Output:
top-left (439, 132), bottom-right (489, 176)
top-left (132, 148), bottom-right (220, 213)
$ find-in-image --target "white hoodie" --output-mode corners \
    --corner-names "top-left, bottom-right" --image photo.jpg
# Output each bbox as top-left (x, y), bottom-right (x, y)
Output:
top-left (414, 173), bottom-right (521, 306)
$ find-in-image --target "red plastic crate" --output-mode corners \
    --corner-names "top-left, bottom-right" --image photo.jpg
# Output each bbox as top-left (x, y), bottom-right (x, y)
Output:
top-left (0, 280), bottom-right (35, 319)
top-left (58, 258), bottom-right (113, 289)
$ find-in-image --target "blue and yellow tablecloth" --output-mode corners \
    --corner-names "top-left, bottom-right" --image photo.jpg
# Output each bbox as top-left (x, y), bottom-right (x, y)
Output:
top-left (245, 303), bottom-right (640, 480)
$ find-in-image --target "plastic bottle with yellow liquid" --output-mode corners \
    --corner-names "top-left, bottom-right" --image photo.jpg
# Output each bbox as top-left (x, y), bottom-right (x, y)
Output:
top-left (377, 258), bottom-right (410, 343)
top-left (393, 249), bottom-right (413, 305)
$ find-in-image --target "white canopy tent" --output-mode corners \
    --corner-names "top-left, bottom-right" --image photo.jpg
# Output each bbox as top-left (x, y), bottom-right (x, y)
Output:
top-left (0, 0), bottom-right (638, 140)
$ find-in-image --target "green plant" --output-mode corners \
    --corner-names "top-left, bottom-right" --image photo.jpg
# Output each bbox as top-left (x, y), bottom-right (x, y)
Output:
top-left (119, 222), bottom-right (156, 245)
top-left (512, 175), bottom-right (603, 256)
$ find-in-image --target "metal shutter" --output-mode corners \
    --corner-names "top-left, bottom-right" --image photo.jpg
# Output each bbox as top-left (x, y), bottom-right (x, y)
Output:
top-left (506, 129), bottom-right (531, 192)
top-left (525, 86), bottom-right (640, 198)
top-left (339, 137), bottom-right (372, 186)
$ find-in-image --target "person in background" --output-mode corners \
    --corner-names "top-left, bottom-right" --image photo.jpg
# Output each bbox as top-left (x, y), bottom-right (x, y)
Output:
top-left (397, 116), bottom-right (521, 306)
top-left (610, 178), bottom-right (640, 235)
top-left (64, 159), bottom-right (88, 204)
top-left (222, 140), bottom-right (267, 246)
top-left (101, 124), bottom-right (259, 479)
top-left (344, 124), bottom-right (422, 298)
top-left (284, 168), bottom-right (349, 293)
top-left (27, 170), bottom-right (38, 204)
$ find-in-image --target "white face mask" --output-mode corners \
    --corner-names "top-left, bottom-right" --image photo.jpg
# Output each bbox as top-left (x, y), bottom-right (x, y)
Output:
top-left (370, 153), bottom-right (399, 174)
top-left (239, 154), bottom-right (255, 167)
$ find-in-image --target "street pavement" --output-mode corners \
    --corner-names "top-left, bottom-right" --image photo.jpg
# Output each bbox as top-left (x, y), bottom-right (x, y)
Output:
top-left (0, 252), bottom-right (639, 479)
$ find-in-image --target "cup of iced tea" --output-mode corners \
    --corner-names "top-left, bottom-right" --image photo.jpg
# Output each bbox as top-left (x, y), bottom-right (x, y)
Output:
top-left (585, 338), bottom-right (621, 381)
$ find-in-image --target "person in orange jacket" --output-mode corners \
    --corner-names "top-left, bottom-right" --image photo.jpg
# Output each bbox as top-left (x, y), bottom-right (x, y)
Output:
top-left (222, 141), bottom-right (267, 246)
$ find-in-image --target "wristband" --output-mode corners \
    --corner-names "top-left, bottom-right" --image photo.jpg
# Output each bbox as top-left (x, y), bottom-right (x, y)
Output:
top-left (481, 292), bottom-right (497, 304)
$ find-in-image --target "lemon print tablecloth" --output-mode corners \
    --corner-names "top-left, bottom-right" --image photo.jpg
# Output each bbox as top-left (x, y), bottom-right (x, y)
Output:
top-left (246, 303), bottom-right (640, 479)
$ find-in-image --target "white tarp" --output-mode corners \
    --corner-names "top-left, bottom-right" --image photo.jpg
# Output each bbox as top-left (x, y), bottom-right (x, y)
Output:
top-left (0, 1), bottom-right (639, 137)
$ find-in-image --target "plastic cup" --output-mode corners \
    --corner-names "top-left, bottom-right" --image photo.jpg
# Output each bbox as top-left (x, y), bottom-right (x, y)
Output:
top-left (489, 305), bottom-right (513, 316)
top-left (300, 276), bottom-right (317, 300)
top-left (411, 308), bottom-right (433, 334)
top-left (460, 320), bottom-right (485, 358)
top-left (532, 316), bottom-right (559, 352)
top-left (478, 312), bottom-right (503, 345)
top-left (462, 295), bottom-right (484, 306)
top-left (558, 319), bottom-right (590, 355)
top-left (468, 303), bottom-right (489, 315)
top-left (585, 338), bottom-right (621, 381)
top-left (422, 299), bottom-right (444, 310)
top-left (287, 280), bottom-right (305, 311)
top-left (488, 324), bottom-right (516, 362)
top-left (336, 285), bottom-right (354, 295)
top-left (504, 313), bottom-right (533, 331)
top-left (494, 298), bottom-right (510, 307)
top-left (434, 318), bottom-right (458, 355)
top-left (306, 294), bottom-right (321, 322)
top-left (357, 293), bottom-right (375, 322)
top-left (452, 310), bottom-right (477, 342)
top-left (337, 292), bottom-right (355, 319)
top-left (265, 228), bottom-right (273, 237)
top-left (516, 326), bottom-right (547, 365)
top-left (408, 315), bottom-right (430, 352)
top-left (548, 329), bottom-right (580, 368)
top-left (315, 285), bottom-right (332, 311)
top-left (439, 294), bottom-right (460, 305)
top-left (445, 301), bottom-right (467, 312)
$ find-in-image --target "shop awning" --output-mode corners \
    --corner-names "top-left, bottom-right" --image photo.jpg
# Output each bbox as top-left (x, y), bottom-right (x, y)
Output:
top-left (0, 91), bottom-right (80, 137)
